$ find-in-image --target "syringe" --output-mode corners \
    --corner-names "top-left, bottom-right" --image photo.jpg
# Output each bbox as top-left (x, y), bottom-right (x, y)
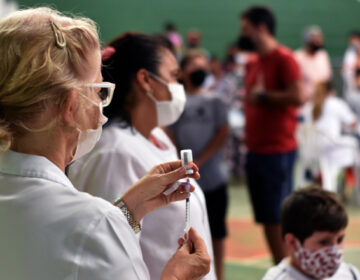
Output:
top-left (181, 149), bottom-right (193, 240)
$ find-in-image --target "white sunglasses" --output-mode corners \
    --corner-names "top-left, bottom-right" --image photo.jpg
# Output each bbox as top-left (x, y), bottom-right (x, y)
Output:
top-left (85, 82), bottom-right (115, 107)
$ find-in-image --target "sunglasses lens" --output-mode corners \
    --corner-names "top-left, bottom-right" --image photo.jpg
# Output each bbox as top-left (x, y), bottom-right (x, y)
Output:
top-left (98, 87), bottom-right (109, 101)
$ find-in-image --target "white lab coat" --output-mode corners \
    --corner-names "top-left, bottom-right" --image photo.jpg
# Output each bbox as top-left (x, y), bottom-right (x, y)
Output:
top-left (0, 150), bottom-right (149, 280)
top-left (69, 124), bottom-right (216, 280)
top-left (302, 96), bottom-right (358, 168)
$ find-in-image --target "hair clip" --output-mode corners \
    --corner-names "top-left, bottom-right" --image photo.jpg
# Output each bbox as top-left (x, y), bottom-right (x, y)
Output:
top-left (50, 20), bottom-right (66, 49)
top-left (101, 46), bottom-right (116, 62)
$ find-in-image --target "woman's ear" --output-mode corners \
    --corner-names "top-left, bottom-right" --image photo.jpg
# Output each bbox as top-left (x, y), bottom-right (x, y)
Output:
top-left (284, 233), bottom-right (299, 254)
top-left (61, 90), bottom-right (79, 129)
top-left (136, 69), bottom-right (153, 92)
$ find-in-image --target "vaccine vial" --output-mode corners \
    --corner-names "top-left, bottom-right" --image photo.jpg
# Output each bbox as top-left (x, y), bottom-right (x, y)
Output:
top-left (180, 149), bottom-right (194, 175)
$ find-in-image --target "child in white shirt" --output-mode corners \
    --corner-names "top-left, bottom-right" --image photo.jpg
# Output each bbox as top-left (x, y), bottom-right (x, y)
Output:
top-left (263, 187), bottom-right (360, 280)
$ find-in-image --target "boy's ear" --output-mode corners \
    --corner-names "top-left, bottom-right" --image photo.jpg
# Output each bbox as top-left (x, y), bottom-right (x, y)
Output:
top-left (284, 233), bottom-right (298, 254)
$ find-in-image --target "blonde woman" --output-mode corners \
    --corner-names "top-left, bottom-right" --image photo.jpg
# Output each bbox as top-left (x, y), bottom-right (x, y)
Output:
top-left (0, 7), bottom-right (210, 280)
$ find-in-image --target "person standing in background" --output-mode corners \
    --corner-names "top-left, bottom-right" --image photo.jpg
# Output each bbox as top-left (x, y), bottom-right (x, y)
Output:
top-left (167, 51), bottom-right (230, 280)
top-left (185, 29), bottom-right (210, 59)
top-left (164, 22), bottom-right (183, 60)
top-left (295, 26), bottom-right (332, 108)
top-left (68, 33), bottom-right (216, 280)
top-left (342, 30), bottom-right (360, 99)
top-left (347, 68), bottom-right (360, 121)
top-left (240, 5), bottom-right (306, 264)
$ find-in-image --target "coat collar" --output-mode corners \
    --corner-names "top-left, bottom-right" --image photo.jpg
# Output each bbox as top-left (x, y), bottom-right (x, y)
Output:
top-left (0, 150), bottom-right (73, 188)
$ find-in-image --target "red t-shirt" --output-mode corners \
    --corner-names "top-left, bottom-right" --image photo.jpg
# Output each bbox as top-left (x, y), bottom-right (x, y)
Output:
top-left (245, 45), bottom-right (301, 154)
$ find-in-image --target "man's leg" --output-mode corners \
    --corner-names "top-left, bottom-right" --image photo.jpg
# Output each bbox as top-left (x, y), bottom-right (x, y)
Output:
top-left (212, 238), bottom-right (226, 280)
top-left (205, 185), bottom-right (228, 280)
top-left (246, 151), bottom-right (295, 264)
top-left (264, 150), bottom-right (296, 264)
top-left (263, 224), bottom-right (288, 264)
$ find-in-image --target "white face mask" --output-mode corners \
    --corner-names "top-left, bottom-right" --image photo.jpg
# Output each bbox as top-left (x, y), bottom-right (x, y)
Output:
top-left (294, 241), bottom-right (343, 279)
top-left (235, 53), bottom-right (249, 65)
top-left (72, 100), bottom-right (108, 162)
top-left (147, 73), bottom-right (186, 126)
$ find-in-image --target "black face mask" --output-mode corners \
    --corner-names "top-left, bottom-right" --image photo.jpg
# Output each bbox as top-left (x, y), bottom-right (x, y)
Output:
top-left (308, 42), bottom-right (324, 53)
top-left (237, 35), bottom-right (256, 51)
top-left (189, 69), bottom-right (207, 87)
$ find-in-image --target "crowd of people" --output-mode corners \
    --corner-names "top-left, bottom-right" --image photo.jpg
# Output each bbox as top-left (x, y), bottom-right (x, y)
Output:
top-left (0, 4), bottom-right (360, 280)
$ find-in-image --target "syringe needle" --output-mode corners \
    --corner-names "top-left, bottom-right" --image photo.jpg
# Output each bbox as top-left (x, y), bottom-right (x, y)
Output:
top-left (184, 178), bottom-right (191, 238)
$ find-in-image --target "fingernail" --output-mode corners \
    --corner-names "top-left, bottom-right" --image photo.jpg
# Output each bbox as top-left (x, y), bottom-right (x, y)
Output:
top-left (178, 166), bottom-right (186, 173)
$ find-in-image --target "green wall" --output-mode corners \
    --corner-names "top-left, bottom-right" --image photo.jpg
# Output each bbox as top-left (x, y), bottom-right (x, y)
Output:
top-left (17, 0), bottom-right (360, 59)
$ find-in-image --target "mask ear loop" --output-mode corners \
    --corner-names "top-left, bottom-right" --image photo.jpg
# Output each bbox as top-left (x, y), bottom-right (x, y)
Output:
top-left (146, 91), bottom-right (158, 103)
top-left (50, 20), bottom-right (66, 49)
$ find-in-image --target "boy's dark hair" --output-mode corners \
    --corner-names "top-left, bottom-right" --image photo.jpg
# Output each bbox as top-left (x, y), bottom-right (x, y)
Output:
top-left (281, 186), bottom-right (348, 243)
top-left (241, 5), bottom-right (276, 36)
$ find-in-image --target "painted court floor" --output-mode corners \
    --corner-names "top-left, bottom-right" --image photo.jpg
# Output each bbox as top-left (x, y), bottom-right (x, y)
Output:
top-left (224, 184), bottom-right (360, 280)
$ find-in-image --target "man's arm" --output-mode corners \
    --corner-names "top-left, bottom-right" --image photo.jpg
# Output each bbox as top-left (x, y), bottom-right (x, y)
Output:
top-left (248, 51), bottom-right (308, 107)
top-left (264, 80), bottom-right (307, 106)
top-left (248, 79), bottom-right (307, 107)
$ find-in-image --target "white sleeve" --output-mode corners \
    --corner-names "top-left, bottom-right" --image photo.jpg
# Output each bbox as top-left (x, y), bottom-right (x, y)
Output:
top-left (76, 208), bottom-right (149, 280)
top-left (343, 49), bottom-right (357, 70)
top-left (336, 99), bottom-right (357, 126)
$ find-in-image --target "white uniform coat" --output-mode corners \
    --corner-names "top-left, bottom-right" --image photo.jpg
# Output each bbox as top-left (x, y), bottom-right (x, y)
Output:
top-left (0, 150), bottom-right (149, 280)
top-left (69, 124), bottom-right (216, 280)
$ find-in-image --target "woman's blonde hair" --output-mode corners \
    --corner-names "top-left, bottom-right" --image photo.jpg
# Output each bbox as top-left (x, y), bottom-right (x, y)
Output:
top-left (312, 81), bottom-right (333, 121)
top-left (0, 7), bottom-right (99, 151)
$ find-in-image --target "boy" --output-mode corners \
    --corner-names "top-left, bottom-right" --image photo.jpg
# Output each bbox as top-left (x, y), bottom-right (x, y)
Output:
top-left (263, 187), bottom-right (360, 279)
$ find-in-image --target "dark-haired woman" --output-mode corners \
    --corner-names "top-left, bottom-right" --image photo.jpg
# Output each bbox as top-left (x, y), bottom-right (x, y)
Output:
top-left (69, 33), bottom-right (216, 280)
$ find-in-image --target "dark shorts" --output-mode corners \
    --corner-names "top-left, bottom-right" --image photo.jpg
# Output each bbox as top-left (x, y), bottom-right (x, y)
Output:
top-left (245, 150), bottom-right (296, 224)
top-left (204, 184), bottom-right (228, 239)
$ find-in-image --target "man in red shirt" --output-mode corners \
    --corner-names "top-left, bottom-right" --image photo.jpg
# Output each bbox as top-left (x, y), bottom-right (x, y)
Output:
top-left (240, 5), bottom-right (307, 264)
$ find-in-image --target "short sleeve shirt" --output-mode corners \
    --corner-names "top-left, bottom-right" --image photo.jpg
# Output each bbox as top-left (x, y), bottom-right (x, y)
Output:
top-left (245, 45), bottom-right (301, 154)
top-left (168, 94), bottom-right (228, 192)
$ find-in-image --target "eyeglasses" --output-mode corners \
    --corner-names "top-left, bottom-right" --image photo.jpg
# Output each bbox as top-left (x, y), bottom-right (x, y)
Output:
top-left (86, 82), bottom-right (115, 107)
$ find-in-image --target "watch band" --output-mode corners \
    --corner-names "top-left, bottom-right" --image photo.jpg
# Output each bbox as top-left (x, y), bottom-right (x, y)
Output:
top-left (114, 198), bottom-right (141, 234)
